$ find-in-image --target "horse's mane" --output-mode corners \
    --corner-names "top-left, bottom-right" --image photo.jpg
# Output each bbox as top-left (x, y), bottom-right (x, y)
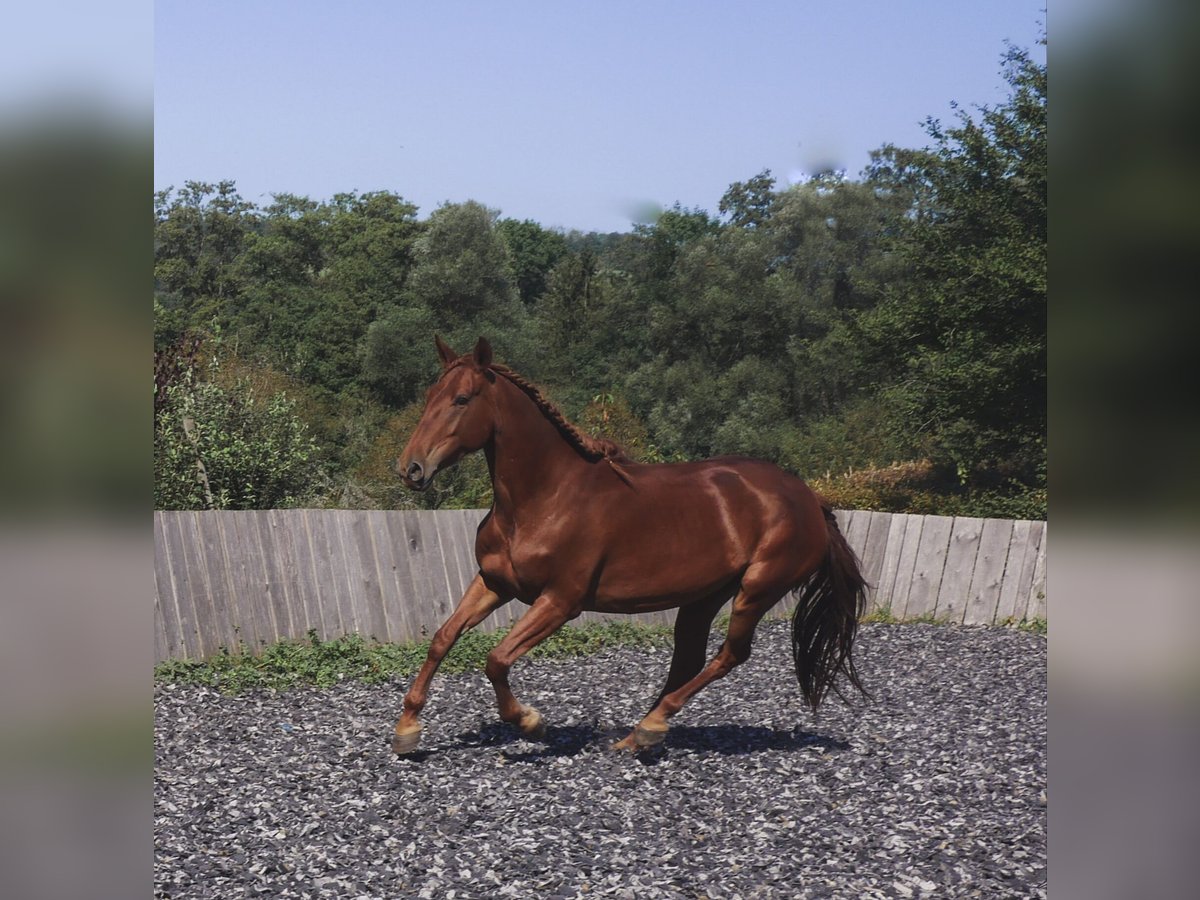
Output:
top-left (487, 364), bottom-right (631, 464)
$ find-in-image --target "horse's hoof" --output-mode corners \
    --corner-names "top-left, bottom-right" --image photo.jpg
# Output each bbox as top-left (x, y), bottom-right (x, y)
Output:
top-left (392, 724), bottom-right (422, 755)
top-left (611, 734), bottom-right (640, 752)
top-left (633, 724), bottom-right (668, 748)
top-left (518, 706), bottom-right (546, 739)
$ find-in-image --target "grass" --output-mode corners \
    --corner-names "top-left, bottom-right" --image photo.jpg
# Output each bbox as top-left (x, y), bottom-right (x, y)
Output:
top-left (154, 622), bottom-right (674, 695)
top-left (154, 613), bottom-right (1047, 695)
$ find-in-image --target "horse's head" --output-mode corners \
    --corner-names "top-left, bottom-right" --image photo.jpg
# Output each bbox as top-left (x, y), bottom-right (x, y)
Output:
top-left (396, 336), bottom-right (498, 490)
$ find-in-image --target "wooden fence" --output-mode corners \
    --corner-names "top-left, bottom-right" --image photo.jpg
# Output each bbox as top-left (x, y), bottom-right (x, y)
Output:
top-left (154, 509), bottom-right (1046, 663)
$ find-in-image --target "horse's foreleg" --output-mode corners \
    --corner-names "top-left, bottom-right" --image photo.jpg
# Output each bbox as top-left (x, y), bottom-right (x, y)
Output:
top-left (484, 594), bottom-right (576, 739)
top-left (617, 588), bottom-right (781, 750)
top-left (393, 574), bottom-right (508, 754)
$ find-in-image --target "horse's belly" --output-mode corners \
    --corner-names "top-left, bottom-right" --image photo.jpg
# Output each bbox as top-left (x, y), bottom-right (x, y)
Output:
top-left (588, 556), bottom-right (741, 613)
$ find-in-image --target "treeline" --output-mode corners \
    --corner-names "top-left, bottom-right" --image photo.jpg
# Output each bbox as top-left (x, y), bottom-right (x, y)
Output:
top-left (155, 47), bottom-right (1045, 518)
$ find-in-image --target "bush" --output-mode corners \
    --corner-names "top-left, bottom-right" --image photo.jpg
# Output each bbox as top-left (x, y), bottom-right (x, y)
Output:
top-left (154, 353), bottom-right (322, 510)
top-left (811, 459), bottom-right (1046, 520)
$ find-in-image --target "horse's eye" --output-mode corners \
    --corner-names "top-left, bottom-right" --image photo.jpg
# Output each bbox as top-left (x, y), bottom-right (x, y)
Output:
top-left (453, 394), bottom-right (470, 407)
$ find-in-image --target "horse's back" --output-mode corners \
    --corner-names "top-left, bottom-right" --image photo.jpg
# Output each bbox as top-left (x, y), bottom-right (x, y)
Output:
top-left (578, 455), bottom-right (828, 609)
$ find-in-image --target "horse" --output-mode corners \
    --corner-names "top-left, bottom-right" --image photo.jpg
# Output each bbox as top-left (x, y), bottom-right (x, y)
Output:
top-left (391, 336), bottom-right (867, 753)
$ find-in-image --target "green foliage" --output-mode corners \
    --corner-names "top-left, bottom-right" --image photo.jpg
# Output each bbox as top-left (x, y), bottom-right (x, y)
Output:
top-left (360, 305), bottom-right (440, 406)
top-left (151, 41), bottom-right (1046, 518)
top-left (810, 459), bottom-right (1047, 519)
top-left (408, 201), bottom-right (519, 329)
top-left (154, 347), bottom-right (322, 510)
top-left (154, 622), bottom-right (673, 694)
top-left (497, 217), bottom-right (568, 304)
top-left (719, 169), bottom-right (777, 229)
top-left (863, 46), bottom-right (1046, 486)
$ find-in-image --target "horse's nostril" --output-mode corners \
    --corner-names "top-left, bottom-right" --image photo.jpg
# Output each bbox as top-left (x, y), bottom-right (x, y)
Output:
top-left (406, 462), bottom-right (425, 484)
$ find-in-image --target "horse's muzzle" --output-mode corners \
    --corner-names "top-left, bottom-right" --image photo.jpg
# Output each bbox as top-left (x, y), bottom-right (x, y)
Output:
top-left (399, 459), bottom-right (433, 491)
top-left (404, 461), bottom-right (426, 490)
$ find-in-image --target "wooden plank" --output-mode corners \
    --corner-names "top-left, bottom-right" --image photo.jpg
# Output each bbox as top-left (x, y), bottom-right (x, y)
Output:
top-left (335, 511), bottom-right (373, 641)
top-left (358, 510), bottom-right (395, 644)
top-left (424, 511), bottom-right (461, 628)
top-left (162, 512), bottom-right (205, 659)
top-left (994, 520), bottom-right (1036, 624)
top-left (194, 510), bottom-right (241, 652)
top-left (835, 508), bottom-right (854, 546)
top-left (176, 511), bottom-right (222, 657)
top-left (379, 511), bottom-right (419, 643)
top-left (860, 511), bottom-right (894, 612)
top-left (208, 510), bottom-right (247, 653)
top-left (235, 511), bottom-right (279, 649)
top-left (936, 517), bottom-right (985, 624)
top-left (154, 592), bottom-right (169, 664)
top-left (1027, 525), bottom-right (1048, 621)
top-left (871, 513), bottom-right (910, 615)
top-left (448, 509), bottom-right (480, 600)
top-left (154, 513), bottom-right (186, 660)
top-left (892, 515), bottom-right (925, 620)
top-left (253, 510), bottom-right (293, 644)
top-left (326, 509), bottom-right (363, 638)
top-left (214, 511), bottom-right (259, 652)
top-left (271, 509), bottom-right (310, 639)
top-left (288, 508), bottom-right (325, 640)
top-left (391, 510), bottom-right (425, 639)
top-left (963, 518), bottom-right (1014, 625)
top-left (396, 510), bottom-right (446, 639)
top-left (429, 511), bottom-right (457, 604)
top-left (904, 514), bottom-right (953, 620)
top-left (1012, 521), bottom-right (1046, 623)
top-left (362, 511), bottom-right (398, 644)
top-left (431, 511), bottom-right (467, 611)
top-left (249, 510), bottom-right (282, 646)
top-left (842, 509), bottom-right (870, 561)
top-left (302, 509), bottom-right (346, 639)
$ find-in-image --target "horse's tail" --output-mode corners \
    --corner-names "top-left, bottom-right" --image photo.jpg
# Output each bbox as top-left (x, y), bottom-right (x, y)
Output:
top-left (790, 504), bottom-right (869, 711)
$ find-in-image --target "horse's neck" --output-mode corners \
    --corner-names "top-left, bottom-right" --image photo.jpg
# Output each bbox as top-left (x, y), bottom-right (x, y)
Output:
top-left (486, 378), bottom-right (586, 513)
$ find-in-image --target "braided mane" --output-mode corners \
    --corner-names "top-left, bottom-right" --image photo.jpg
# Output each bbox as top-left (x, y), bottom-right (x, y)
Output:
top-left (489, 364), bottom-right (630, 463)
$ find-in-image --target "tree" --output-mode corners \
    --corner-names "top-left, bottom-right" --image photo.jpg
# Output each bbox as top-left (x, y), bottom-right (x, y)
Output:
top-left (863, 46), bottom-right (1046, 483)
top-left (154, 180), bottom-right (257, 326)
top-left (496, 218), bottom-right (568, 305)
top-left (407, 201), bottom-right (516, 328)
top-left (719, 169), bottom-right (777, 228)
top-left (361, 305), bottom-right (440, 406)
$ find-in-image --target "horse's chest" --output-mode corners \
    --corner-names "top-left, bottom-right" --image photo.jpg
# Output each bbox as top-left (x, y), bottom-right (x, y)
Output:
top-left (475, 518), bottom-right (549, 600)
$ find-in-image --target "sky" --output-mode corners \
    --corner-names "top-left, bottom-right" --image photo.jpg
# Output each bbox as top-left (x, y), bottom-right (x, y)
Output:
top-left (155, 1), bottom-right (1046, 234)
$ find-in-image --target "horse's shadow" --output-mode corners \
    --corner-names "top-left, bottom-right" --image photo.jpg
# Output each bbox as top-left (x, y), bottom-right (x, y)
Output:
top-left (432, 720), bottom-right (848, 763)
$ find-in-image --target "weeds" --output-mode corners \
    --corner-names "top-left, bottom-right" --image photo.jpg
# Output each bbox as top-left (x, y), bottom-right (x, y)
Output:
top-left (155, 622), bottom-right (673, 695)
top-left (155, 612), bottom-right (1046, 696)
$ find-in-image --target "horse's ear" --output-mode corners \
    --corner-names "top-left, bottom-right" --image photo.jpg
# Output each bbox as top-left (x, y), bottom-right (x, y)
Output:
top-left (472, 336), bottom-right (493, 368)
top-left (435, 335), bottom-right (457, 369)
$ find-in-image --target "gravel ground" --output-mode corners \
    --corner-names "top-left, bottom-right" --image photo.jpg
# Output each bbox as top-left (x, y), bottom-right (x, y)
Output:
top-left (155, 621), bottom-right (1046, 899)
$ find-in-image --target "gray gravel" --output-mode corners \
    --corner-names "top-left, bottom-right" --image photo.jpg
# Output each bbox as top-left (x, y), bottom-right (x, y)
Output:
top-left (155, 621), bottom-right (1046, 899)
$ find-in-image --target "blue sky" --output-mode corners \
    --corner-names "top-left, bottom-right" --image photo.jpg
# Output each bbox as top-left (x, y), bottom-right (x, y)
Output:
top-left (155, 1), bottom-right (1045, 233)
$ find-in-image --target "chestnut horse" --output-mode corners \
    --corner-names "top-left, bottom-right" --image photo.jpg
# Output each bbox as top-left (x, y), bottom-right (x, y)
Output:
top-left (392, 336), bottom-right (867, 753)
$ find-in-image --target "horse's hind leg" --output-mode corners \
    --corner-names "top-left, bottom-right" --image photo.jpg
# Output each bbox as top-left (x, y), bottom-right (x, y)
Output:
top-left (616, 586), bottom-right (786, 749)
top-left (611, 589), bottom-right (730, 751)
